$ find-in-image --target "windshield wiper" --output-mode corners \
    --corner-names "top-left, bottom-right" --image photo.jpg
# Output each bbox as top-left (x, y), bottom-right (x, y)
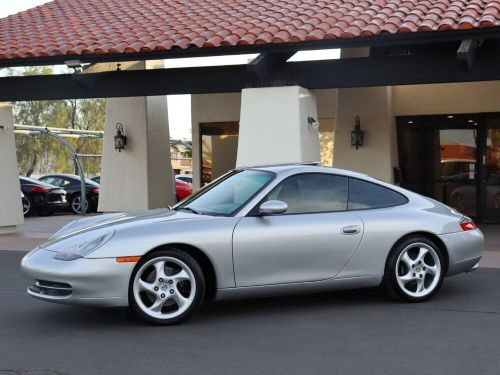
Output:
top-left (179, 206), bottom-right (204, 215)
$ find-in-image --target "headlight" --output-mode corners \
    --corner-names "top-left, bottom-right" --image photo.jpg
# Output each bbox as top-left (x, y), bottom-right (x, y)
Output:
top-left (54, 231), bottom-right (115, 261)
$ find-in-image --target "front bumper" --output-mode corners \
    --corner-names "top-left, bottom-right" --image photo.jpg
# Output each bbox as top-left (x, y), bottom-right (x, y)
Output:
top-left (21, 248), bottom-right (136, 308)
top-left (438, 229), bottom-right (484, 276)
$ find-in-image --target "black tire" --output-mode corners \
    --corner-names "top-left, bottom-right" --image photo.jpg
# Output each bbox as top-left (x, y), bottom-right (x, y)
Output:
top-left (129, 248), bottom-right (205, 325)
top-left (384, 235), bottom-right (445, 303)
top-left (22, 194), bottom-right (33, 217)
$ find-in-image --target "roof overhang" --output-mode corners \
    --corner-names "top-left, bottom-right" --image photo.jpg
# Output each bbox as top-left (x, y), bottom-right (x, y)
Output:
top-left (2, 26), bottom-right (500, 68)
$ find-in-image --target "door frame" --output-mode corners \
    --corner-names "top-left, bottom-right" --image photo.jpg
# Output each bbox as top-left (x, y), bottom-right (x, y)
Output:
top-left (397, 112), bottom-right (500, 223)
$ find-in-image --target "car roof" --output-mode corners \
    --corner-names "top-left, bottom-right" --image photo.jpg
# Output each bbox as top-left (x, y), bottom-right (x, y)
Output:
top-left (239, 163), bottom-right (370, 179)
top-left (41, 173), bottom-right (77, 179)
top-left (41, 174), bottom-right (99, 186)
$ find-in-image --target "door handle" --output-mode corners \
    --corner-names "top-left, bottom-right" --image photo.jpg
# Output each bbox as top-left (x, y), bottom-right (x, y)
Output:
top-left (342, 225), bottom-right (361, 235)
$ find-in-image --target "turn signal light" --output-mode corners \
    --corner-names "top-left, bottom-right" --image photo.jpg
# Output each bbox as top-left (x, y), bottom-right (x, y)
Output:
top-left (116, 256), bottom-right (141, 263)
top-left (90, 188), bottom-right (100, 195)
top-left (460, 218), bottom-right (477, 231)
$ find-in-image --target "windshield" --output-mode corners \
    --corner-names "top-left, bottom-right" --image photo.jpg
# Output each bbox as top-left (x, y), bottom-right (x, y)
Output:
top-left (175, 170), bottom-right (275, 216)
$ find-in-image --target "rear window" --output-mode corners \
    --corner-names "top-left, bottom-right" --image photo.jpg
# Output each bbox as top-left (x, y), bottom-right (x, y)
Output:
top-left (20, 176), bottom-right (57, 189)
top-left (348, 178), bottom-right (408, 210)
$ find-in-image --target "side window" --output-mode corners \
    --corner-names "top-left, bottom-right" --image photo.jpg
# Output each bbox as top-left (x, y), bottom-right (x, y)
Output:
top-left (348, 178), bottom-right (408, 210)
top-left (41, 177), bottom-right (60, 186)
top-left (60, 179), bottom-right (72, 187)
top-left (265, 173), bottom-right (348, 214)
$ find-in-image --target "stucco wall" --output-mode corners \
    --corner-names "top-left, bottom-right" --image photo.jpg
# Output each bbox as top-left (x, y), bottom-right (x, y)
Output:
top-left (99, 60), bottom-right (174, 212)
top-left (394, 81), bottom-right (500, 115)
top-left (314, 89), bottom-right (338, 119)
top-left (236, 86), bottom-right (320, 167)
top-left (334, 86), bottom-right (398, 183)
top-left (0, 103), bottom-right (24, 233)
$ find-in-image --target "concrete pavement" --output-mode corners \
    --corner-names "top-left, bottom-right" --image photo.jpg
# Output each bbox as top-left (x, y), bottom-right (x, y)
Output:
top-left (0, 250), bottom-right (499, 374)
top-left (0, 214), bottom-right (98, 252)
top-left (1, 216), bottom-right (499, 374)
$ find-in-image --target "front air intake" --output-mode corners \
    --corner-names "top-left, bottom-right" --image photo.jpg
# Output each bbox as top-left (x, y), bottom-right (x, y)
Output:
top-left (29, 279), bottom-right (72, 298)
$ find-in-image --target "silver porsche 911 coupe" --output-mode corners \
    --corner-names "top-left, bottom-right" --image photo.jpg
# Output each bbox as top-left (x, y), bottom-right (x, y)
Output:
top-left (21, 164), bottom-right (483, 325)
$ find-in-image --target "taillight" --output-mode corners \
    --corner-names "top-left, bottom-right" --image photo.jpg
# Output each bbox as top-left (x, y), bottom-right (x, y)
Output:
top-left (31, 186), bottom-right (49, 193)
top-left (460, 217), bottom-right (477, 231)
top-left (90, 188), bottom-right (100, 195)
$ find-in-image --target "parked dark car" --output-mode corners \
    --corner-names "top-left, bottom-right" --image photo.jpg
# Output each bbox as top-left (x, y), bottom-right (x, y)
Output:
top-left (39, 174), bottom-right (100, 214)
top-left (91, 176), bottom-right (100, 184)
top-left (19, 176), bottom-right (68, 217)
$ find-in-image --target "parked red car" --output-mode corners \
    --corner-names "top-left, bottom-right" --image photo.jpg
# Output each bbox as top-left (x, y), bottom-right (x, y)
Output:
top-left (176, 179), bottom-right (192, 201)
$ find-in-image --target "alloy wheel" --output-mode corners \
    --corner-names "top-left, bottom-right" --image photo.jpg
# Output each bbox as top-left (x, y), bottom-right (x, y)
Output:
top-left (395, 242), bottom-right (442, 298)
top-left (132, 256), bottom-right (196, 320)
top-left (22, 196), bottom-right (31, 216)
top-left (71, 195), bottom-right (88, 214)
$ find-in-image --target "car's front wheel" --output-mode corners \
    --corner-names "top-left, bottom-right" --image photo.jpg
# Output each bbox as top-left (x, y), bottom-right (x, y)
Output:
top-left (129, 248), bottom-right (205, 325)
top-left (384, 236), bottom-right (444, 302)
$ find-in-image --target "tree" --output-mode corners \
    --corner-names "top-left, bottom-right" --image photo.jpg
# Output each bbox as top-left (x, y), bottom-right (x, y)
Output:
top-left (11, 67), bottom-right (105, 177)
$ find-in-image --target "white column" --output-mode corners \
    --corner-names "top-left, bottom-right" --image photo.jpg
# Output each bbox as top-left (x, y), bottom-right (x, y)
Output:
top-left (98, 61), bottom-right (174, 212)
top-left (0, 103), bottom-right (24, 234)
top-left (236, 86), bottom-right (320, 167)
top-left (333, 86), bottom-right (398, 183)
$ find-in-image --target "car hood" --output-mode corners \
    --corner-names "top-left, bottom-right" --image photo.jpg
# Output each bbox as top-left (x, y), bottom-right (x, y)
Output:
top-left (43, 208), bottom-right (202, 248)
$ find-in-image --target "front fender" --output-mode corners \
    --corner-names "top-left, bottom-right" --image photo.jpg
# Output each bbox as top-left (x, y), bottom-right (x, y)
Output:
top-left (88, 217), bottom-right (240, 289)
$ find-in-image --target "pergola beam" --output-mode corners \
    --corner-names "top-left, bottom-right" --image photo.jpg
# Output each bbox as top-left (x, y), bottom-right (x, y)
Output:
top-left (2, 41), bottom-right (500, 101)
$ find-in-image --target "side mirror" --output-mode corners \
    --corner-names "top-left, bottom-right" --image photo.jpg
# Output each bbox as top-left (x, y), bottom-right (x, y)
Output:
top-left (259, 200), bottom-right (288, 215)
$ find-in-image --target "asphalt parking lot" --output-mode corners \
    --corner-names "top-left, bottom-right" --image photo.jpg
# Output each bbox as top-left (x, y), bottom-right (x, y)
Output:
top-left (1, 248), bottom-right (500, 375)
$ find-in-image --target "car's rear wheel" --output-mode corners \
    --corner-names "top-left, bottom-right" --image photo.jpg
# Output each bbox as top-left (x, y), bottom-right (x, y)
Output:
top-left (70, 194), bottom-right (89, 214)
top-left (129, 249), bottom-right (205, 325)
top-left (22, 194), bottom-right (33, 217)
top-left (384, 236), bottom-right (444, 302)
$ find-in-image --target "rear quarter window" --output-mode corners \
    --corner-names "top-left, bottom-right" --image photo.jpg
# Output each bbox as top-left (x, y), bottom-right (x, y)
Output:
top-left (348, 178), bottom-right (408, 210)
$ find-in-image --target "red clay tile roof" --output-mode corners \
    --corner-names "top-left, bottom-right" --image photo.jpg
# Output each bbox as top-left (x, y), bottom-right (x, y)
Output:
top-left (1, 0), bottom-right (500, 62)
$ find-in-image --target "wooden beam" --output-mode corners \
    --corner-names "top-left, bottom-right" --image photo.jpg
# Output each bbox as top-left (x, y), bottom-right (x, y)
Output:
top-left (2, 43), bottom-right (500, 101)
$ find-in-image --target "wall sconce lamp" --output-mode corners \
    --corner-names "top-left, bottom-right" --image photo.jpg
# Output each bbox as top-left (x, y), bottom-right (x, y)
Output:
top-left (114, 123), bottom-right (127, 152)
top-left (351, 116), bottom-right (364, 150)
top-left (307, 116), bottom-right (320, 130)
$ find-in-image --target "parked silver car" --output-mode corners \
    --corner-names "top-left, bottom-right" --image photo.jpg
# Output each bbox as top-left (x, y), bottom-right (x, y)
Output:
top-left (21, 164), bottom-right (483, 325)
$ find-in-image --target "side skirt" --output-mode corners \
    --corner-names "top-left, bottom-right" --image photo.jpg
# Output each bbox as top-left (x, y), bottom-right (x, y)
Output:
top-left (215, 275), bottom-right (381, 301)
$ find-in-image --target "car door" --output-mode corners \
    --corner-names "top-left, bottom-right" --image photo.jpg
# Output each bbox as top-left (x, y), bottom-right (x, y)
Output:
top-left (232, 173), bottom-right (364, 287)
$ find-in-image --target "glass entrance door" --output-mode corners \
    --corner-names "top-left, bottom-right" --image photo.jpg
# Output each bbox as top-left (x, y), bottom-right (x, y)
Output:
top-left (440, 128), bottom-right (478, 217)
top-left (479, 119), bottom-right (500, 221)
top-left (398, 113), bottom-right (500, 222)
